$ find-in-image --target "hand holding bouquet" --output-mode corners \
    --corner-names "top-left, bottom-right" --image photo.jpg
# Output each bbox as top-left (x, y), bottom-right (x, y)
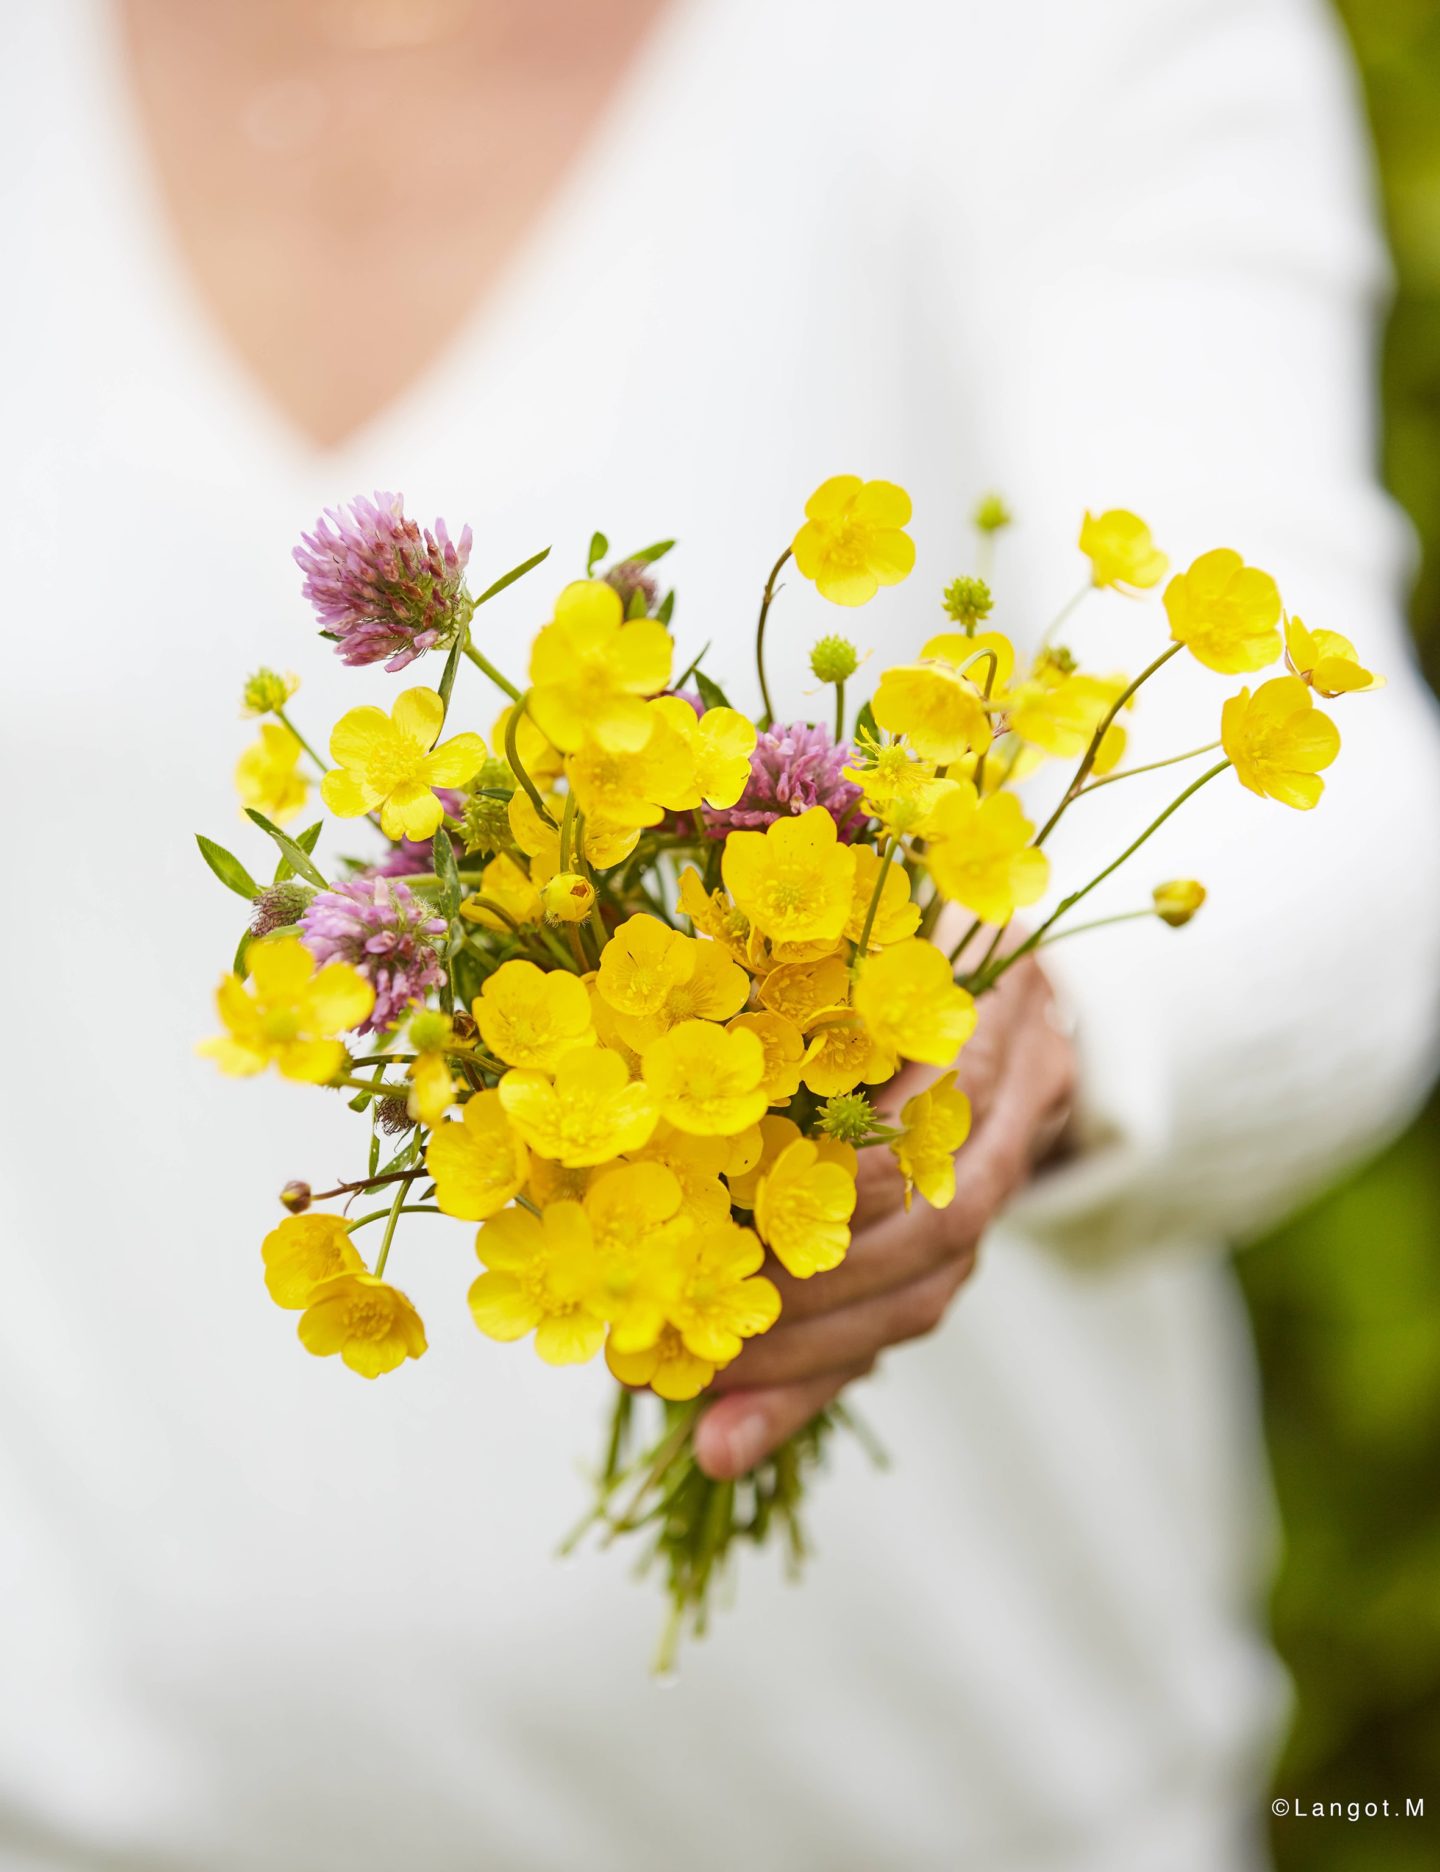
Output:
top-left (197, 479), bottom-right (1381, 1668)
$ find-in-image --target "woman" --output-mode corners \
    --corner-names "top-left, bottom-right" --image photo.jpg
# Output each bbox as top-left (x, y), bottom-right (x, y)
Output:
top-left (2, 1), bottom-right (1437, 1867)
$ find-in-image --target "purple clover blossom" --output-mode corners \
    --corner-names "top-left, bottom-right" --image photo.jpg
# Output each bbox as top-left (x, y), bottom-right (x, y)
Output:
top-left (299, 877), bottom-right (448, 1033)
top-left (702, 721), bottom-right (867, 843)
top-left (294, 492), bottom-right (473, 672)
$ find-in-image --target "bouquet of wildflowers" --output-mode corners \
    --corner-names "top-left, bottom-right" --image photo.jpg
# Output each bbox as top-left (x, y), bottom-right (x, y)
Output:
top-left (198, 479), bottom-right (1381, 1668)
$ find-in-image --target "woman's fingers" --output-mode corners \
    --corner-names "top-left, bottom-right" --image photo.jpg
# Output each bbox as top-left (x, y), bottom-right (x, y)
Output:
top-left (707, 1258), bottom-right (968, 1393)
top-left (695, 1360), bottom-right (875, 1480)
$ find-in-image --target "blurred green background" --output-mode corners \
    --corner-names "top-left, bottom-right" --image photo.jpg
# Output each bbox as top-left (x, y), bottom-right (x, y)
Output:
top-left (1241, 4), bottom-right (1440, 1864)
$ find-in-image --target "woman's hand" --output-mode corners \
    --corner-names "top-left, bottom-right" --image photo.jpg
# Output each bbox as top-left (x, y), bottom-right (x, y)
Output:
top-left (694, 952), bottom-right (1076, 1480)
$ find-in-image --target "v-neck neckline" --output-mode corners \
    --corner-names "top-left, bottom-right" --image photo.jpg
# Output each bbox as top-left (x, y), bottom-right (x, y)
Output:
top-left (85, 0), bottom-right (706, 472)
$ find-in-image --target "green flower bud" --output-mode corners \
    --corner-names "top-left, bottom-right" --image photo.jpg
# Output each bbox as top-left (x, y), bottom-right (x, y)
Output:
top-left (250, 880), bottom-right (315, 937)
top-left (408, 1008), bottom-right (453, 1054)
top-left (809, 634), bottom-right (861, 685)
top-left (461, 789), bottom-right (516, 859)
top-left (942, 576), bottom-right (993, 629)
top-left (817, 1091), bottom-right (879, 1146)
top-left (242, 668), bottom-right (300, 716)
top-left (972, 493), bottom-right (1013, 535)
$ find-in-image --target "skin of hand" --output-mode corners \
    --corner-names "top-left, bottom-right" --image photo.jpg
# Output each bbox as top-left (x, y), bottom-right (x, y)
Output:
top-left (693, 952), bottom-right (1077, 1481)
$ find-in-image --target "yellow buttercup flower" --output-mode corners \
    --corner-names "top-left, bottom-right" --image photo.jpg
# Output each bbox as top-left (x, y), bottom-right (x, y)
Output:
top-left (892, 1070), bottom-right (973, 1210)
top-left (1164, 549), bottom-right (1283, 674)
top-left (616, 940), bottom-right (749, 1050)
top-left (321, 687), bottom-right (486, 841)
top-left (426, 1088), bottom-right (529, 1219)
top-left (726, 1114), bottom-right (801, 1207)
top-left (235, 722), bottom-right (309, 825)
top-left (1284, 617), bottom-right (1384, 697)
top-left (726, 1011), bottom-right (806, 1102)
top-left (198, 936), bottom-right (373, 1082)
top-left (528, 579), bottom-right (673, 753)
top-left (627, 1124), bottom-right (733, 1220)
top-left (646, 696), bottom-right (758, 811)
top-left (459, 853), bottom-right (543, 932)
top-left (793, 476), bottom-right (916, 606)
top-left (871, 661), bottom-right (993, 765)
top-left (1153, 879), bottom-right (1206, 927)
top-left (853, 939), bottom-right (977, 1066)
top-left (758, 954), bottom-right (851, 1028)
top-left (499, 1047), bottom-right (659, 1166)
top-left (668, 1220), bottom-right (781, 1364)
top-left (1078, 510), bottom-right (1168, 592)
top-left (564, 701), bottom-right (694, 830)
top-left (407, 1045), bottom-right (456, 1128)
top-left (474, 959), bottom-right (594, 1071)
top-left (579, 1162), bottom-right (688, 1353)
top-left (843, 739), bottom-right (949, 822)
top-left (261, 1213), bottom-right (365, 1309)
top-left (1221, 676), bottom-right (1340, 810)
top-left (597, 914), bottom-right (696, 1017)
top-left (675, 868), bottom-right (754, 965)
top-left (469, 1203), bottom-right (605, 1365)
top-left (1008, 671), bottom-right (1127, 759)
top-left (606, 1324), bottom-right (716, 1401)
top-left (298, 1272), bottom-right (427, 1378)
top-left (642, 1020), bottom-right (769, 1137)
top-left (923, 782), bottom-right (1049, 925)
top-left (799, 1012), bottom-right (896, 1097)
top-left (722, 806), bottom-right (857, 945)
top-left (754, 1137), bottom-right (856, 1278)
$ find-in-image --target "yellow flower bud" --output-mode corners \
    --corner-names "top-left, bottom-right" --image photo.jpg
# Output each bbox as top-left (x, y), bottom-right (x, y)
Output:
top-left (242, 668), bottom-right (300, 716)
top-left (541, 872), bottom-right (597, 924)
top-left (1153, 880), bottom-right (1206, 927)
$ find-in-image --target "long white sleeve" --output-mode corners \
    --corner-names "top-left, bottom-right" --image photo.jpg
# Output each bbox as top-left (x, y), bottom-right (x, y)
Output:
top-left (909, 0), bottom-right (1440, 1259)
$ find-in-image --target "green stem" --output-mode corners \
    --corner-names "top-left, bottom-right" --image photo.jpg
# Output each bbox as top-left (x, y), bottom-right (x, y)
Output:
top-left (505, 694), bottom-right (558, 829)
top-left (371, 1175), bottom-right (408, 1279)
top-left (347, 1204), bottom-right (443, 1231)
top-left (754, 547), bottom-right (792, 727)
top-left (1033, 641), bottom-right (1183, 849)
top-left (1037, 907), bottom-right (1160, 946)
top-left (1076, 740), bottom-right (1222, 796)
top-left (853, 836), bottom-right (897, 958)
top-left (947, 915), bottom-right (984, 965)
top-left (274, 708), bottom-right (328, 776)
top-left (980, 760), bottom-right (1229, 990)
top-left (1038, 580), bottom-right (1093, 651)
top-left (834, 680), bottom-right (846, 743)
top-left (462, 641), bottom-right (523, 702)
top-left (559, 789), bottom-right (577, 873)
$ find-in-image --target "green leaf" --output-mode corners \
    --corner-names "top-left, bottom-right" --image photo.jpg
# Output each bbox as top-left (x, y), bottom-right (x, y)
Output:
top-left (624, 539), bottom-right (676, 567)
top-left (656, 590), bottom-right (675, 627)
top-left (196, 833), bottom-right (259, 899)
top-left (694, 670), bottom-right (734, 713)
top-left (474, 545), bottom-right (552, 608)
top-left (437, 628), bottom-right (466, 715)
top-left (272, 818), bottom-right (323, 885)
top-left (673, 639), bottom-right (710, 689)
top-left (586, 532), bottom-right (609, 576)
top-left (626, 588), bottom-right (649, 619)
top-left (245, 809), bottom-right (328, 889)
top-left (852, 701), bottom-right (878, 745)
top-left (233, 926), bottom-right (254, 978)
top-left (433, 828), bottom-right (461, 921)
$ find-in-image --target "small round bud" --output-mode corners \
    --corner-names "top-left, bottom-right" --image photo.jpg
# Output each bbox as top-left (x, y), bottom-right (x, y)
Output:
top-left (375, 1097), bottom-right (416, 1136)
top-left (605, 559), bottom-right (660, 615)
top-left (407, 1008), bottom-right (453, 1054)
top-left (941, 576), bottom-right (993, 629)
top-left (809, 634), bottom-right (861, 684)
top-left (450, 1009), bottom-right (479, 1044)
top-left (279, 1179), bottom-right (312, 1214)
top-left (541, 872), bottom-right (596, 924)
top-left (242, 668), bottom-right (300, 716)
top-left (1153, 879), bottom-right (1206, 927)
top-left (249, 880), bottom-right (315, 937)
top-left (460, 772), bottom-right (516, 858)
top-left (817, 1091), bottom-right (878, 1146)
top-left (972, 493), bottom-right (1013, 535)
